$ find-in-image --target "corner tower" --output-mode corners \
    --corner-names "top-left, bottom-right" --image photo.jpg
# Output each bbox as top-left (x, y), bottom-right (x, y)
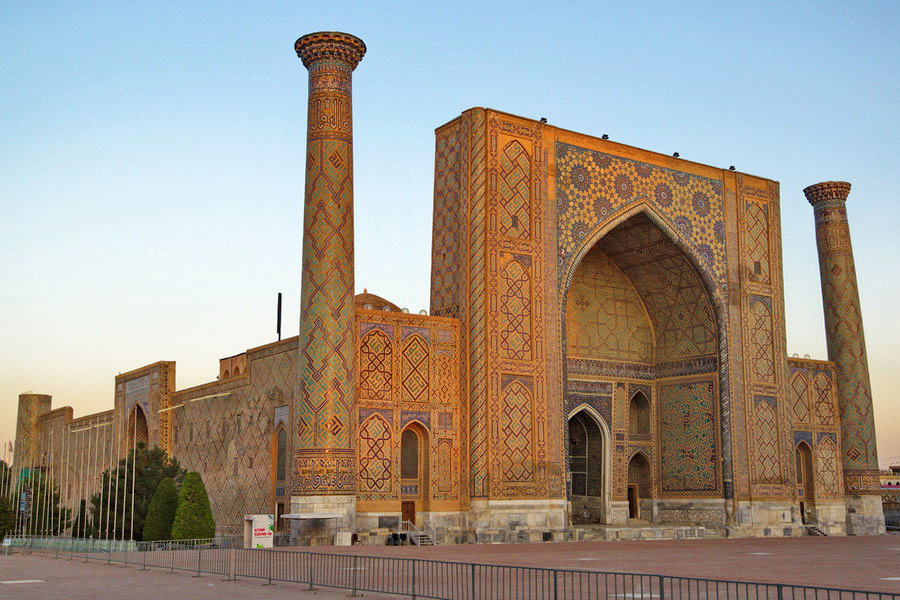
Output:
top-left (804, 181), bottom-right (885, 535)
top-left (292, 32), bottom-right (365, 525)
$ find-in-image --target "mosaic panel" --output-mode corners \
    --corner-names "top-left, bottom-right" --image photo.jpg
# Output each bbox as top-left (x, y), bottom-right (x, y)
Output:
top-left (752, 397), bottom-right (781, 484)
top-left (555, 143), bottom-right (726, 294)
top-left (790, 370), bottom-right (810, 424)
top-left (658, 380), bottom-right (718, 492)
top-left (813, 373), bottom-right (834, 426)
top-left (358, 414), bottom-right (392, 493)
top-left (815, 434), bottom-right (839, 496)
top-left (401, 335), bottom-right (430, 403)
top-left (498, 258), bottom-right (532, 360)
top-left (359, 329), bottom-right (392, 400)
top-left (748, 297), bottom-right (775, 384)
top-left (742, 202), bottom-right (771, 283)
top-left (500, 380), bottom-right (535, 483)
top-left (498, 140), bottom-right (531, 239)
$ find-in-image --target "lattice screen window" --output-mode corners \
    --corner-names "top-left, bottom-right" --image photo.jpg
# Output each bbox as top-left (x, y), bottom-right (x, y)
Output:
top-left (401, 429), bottom-right (419, 479)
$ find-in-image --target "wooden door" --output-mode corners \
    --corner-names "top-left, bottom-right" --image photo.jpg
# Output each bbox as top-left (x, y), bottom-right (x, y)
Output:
top-left (401, 501), bottom-right (416, 525)
top-left (627, 485), bottom-right (638, 519)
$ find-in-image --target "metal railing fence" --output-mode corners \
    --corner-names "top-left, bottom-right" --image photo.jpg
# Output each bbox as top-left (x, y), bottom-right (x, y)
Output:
top-left (7, 536), bottom-right (898, 600)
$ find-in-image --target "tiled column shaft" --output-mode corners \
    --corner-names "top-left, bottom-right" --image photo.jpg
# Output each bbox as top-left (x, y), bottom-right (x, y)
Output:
top-left (804, 182), bottom-right (880, 494)
top-left (292, 32), bottom-right (365, 496)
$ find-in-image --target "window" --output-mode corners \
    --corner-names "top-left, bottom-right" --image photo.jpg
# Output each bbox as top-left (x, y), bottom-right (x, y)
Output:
top-left (401, 429), bottom-right (419, 479)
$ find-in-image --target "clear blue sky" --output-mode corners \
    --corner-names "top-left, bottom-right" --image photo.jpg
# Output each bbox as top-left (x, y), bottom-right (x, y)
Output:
top-left (1, 1), bottom-right (898, 464)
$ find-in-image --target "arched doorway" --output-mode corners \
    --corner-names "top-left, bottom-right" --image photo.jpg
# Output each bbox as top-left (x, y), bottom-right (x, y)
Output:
top-left (399, 423), bottom-right (429, 526)
top-left (562, 209), bottom-right (726, 525)
top-left (795, 442), bottom-right (815, 523)
top-left (127, 404), bottom-right (149, 449)
top-left (567, 408), bottom-right (609, 524)
top-left (627, 452), bottom-right (652, 520)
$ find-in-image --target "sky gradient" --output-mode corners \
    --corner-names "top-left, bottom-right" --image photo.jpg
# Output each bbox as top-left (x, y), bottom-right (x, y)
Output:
top-left (1, 1), bottom-right (898, 467)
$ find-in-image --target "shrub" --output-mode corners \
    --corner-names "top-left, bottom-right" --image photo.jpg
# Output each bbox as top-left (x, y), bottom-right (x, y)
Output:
top-left (143, 477), bottom-right (178, 541)
top-left (171, 472), bottom-right (215, 540)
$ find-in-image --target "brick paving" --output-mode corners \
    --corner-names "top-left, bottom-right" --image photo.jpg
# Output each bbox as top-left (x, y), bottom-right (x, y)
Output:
top-left (0, 554), bottom-right (396, 600)
top-left (2, 534), bottom-right (899, 598)
top-left (301, 533), bottom-right (900, 593)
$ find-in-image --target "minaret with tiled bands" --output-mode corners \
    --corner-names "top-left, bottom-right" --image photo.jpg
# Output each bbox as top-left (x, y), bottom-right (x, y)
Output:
top-left (804, 181), bottom-right (885, 534)
top-left (292, 32), bottom-right (365, 520)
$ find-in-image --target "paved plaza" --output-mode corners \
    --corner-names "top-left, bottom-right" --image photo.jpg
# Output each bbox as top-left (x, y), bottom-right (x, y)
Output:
top-left (305, 535), bottom-right (900, 593)
top-left (1, 535), bottom-right (898, 598)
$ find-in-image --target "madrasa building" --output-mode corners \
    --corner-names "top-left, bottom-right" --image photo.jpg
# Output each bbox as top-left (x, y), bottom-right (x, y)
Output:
top-left (13, 31), bottom-right (886, 543)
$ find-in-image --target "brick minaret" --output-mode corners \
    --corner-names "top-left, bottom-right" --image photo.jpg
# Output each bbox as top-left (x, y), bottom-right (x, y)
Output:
top-left (292, 32), bottom-right (365, 524)
top-left (804, 181), bottom-right (885, 534)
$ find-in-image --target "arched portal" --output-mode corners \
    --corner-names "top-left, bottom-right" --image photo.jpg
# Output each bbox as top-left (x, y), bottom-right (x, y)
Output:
top-left (399, 423), bottom-right (429, 526)
top-left (567, 407), bottom-right (609, 524)
top-left (562, 209), bottom-right (725, 525)
top-left (795, 442), bottom-right (815, 523)
top-left (627, 452), bottom-right (652, 520)
top-left (127, 404), bottom-right (149, 449)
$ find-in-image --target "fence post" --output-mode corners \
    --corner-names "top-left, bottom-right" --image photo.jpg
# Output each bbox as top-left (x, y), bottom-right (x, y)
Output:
top-left (142, 545), bottom-right (146, 571)
top-left (227, 548), bottom-right (236, 581)
top-left (470, 563), bottom-right (476, 600)
top-left (412, 559), bottom-right (417, 600)
top-left (553, 570), bottom-right (559, 600)
top-left (193, 548), bottom-right (202, 577)
top-left (350, 554), bottom-right (358, 597)
top-left (777, 584), bottom-right (784, 600)
top-left (304, 552), bottom-right (315, 591)
top-left (658, 575), bottom-right (665, 600)
top-left (266, 550), bottom-right (273, 585)
top-left (170, 547), bottom-right (175, 573)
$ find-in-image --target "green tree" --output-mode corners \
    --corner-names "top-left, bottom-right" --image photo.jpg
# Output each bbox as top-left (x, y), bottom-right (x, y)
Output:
top-left (89, 443), bottom-right (185, 540)
top-left (0, 495), bottom-right (15, 540)
top-left (171, 472), bottom-right (215, 540)
top-left (143, 477), bottom-right (178, 541)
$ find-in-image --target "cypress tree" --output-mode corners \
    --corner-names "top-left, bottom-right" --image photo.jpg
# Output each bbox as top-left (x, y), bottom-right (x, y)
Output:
top-left (171, 472), bottom-right (215, 540)
top-left (143, 477), bottom-right (178, 541)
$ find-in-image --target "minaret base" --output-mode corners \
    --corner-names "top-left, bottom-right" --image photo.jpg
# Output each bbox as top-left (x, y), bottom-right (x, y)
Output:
top-left (845, 495), bottom-right (886, 536)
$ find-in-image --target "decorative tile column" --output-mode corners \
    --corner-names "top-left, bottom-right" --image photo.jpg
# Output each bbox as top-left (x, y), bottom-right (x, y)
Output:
top-left (291, 32), bottom-right (365, 530)
top-left (804, 181), bottom-right (885, 534)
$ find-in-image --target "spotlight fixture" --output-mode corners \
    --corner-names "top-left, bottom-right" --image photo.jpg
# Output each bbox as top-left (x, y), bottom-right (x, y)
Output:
top-left (601, 134), bottom-right (609, 140)
top-left (729, 165), bottom-right (736, 171)
top-left (672, 152), bottom-right (680, 158)
top-left (539, 117), bottom-right (548, 124)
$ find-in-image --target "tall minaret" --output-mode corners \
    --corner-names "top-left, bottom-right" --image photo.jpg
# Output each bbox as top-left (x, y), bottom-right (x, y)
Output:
top-left (292, 32), bottom-right (365, 526)
top-left (804, 181), bottom-right (885, 535)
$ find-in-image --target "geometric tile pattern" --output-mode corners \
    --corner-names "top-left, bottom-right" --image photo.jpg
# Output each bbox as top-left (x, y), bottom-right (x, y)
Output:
top-left (498, 258), bottom-right (532, 360)
top-left (359, 329), bottom-right (392, 400)
top-left (357, 414), bottom-right (392, 493)
top-left (556, 143), bottom-right (727, 295)
top-left (813, 373), bottom-right (835, 426)
top-left (595, 214), bottom-right (718, 362)
top-left (658, 380), bottom-right (718, 492)
top-left (566, 246), bottom-right (653, 363)
top-left (500, 380), bottom-right (534, 483)
top-left (815, 433), bottom-right (840, 496)
top-left (743, 202), bottom-right (771, 283)
top-left (748, 297), bottom-right (775, 383)
top-left (751, 397), bottom-right (781, 484)
top-left (790, 370), bottom-right (810, 424)
top-left (466, 110), bottom-right (489, 498)
top-left (401, 336), bottom-right (430, 403)
top-left (498, 140), bottom-right (531, 239)
top-left (430, 120), bottom-right (463, 319)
